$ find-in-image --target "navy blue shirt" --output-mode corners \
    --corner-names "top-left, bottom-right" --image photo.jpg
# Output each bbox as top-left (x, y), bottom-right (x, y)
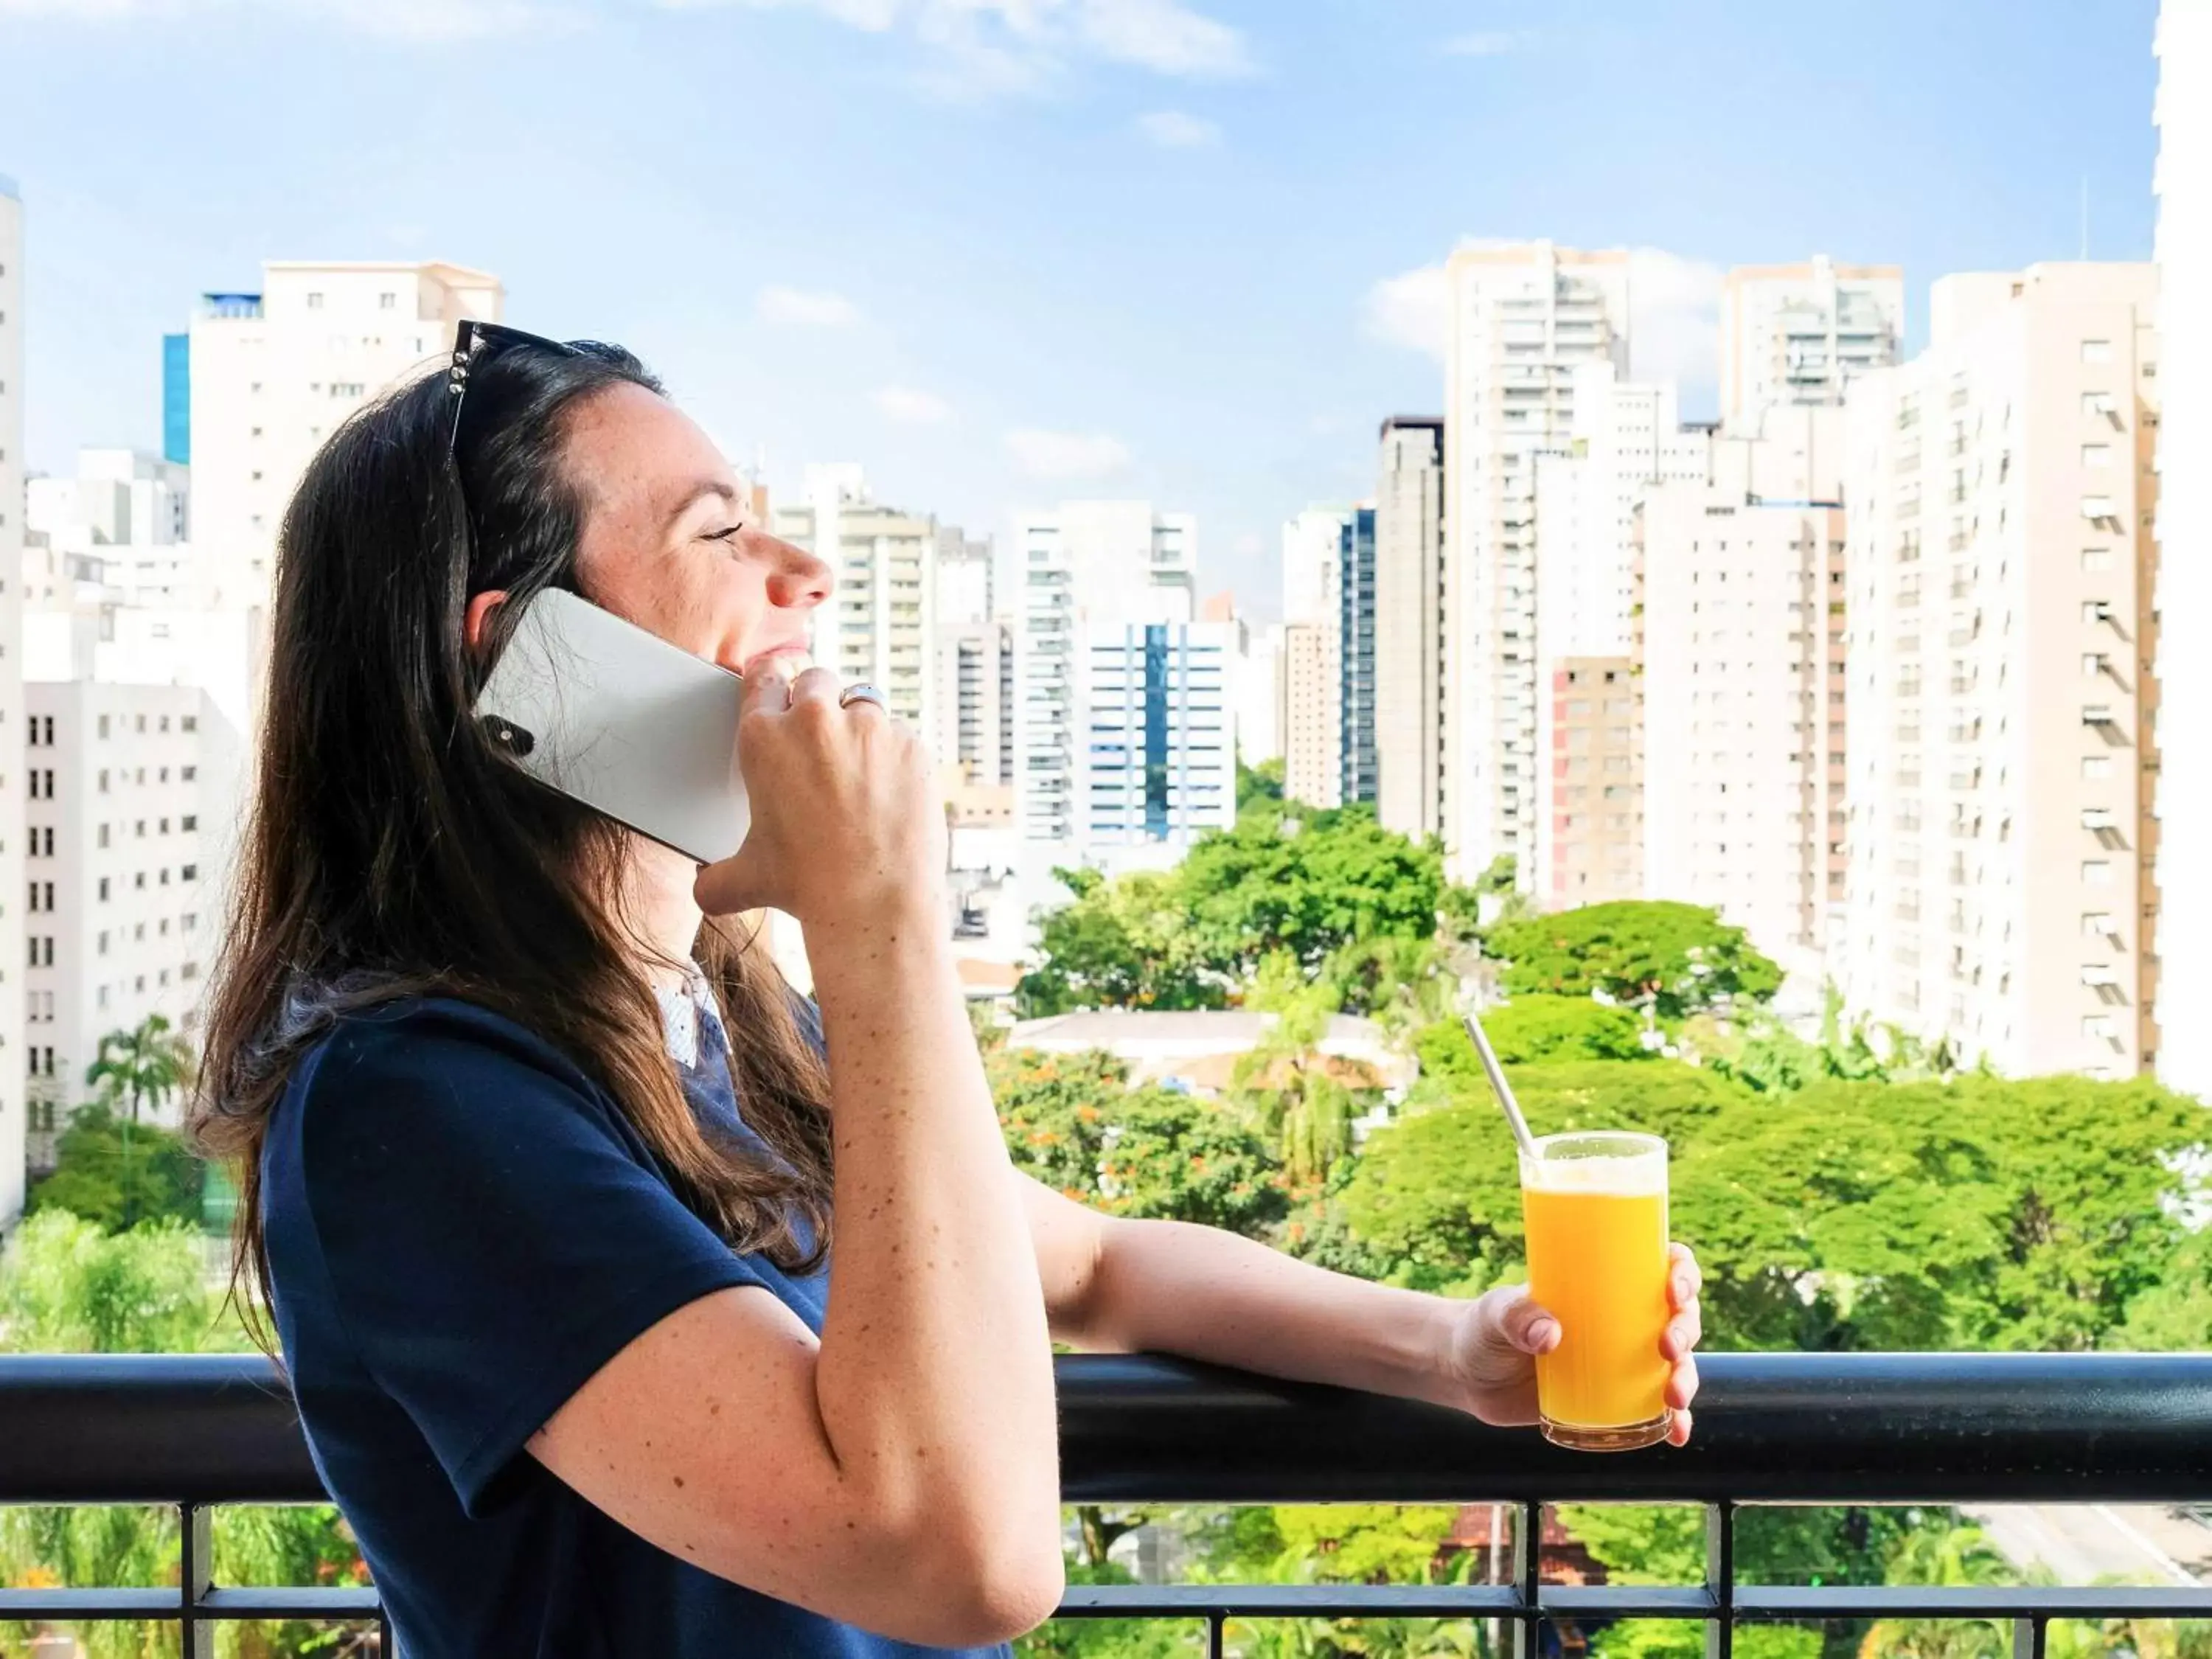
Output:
top-left (261, 994), bottom-right (1013, 1659)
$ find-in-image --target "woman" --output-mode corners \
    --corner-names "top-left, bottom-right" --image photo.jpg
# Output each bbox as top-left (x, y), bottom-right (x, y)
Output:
top-left (192, 325), bottom-right (1703, 1658)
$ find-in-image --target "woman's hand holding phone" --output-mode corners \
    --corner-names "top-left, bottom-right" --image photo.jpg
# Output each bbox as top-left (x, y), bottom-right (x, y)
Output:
top-left (692, 664), bottom-right (947, 930)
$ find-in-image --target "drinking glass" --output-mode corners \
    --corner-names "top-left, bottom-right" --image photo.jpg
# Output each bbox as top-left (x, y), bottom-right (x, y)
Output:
top-left (1517, 1130), bottom-right (1672, 1452)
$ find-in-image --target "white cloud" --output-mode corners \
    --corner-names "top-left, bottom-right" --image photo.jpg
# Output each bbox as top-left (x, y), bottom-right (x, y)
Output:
top-left (757, 285), bottom-right (863, 327)
top-left (667, 0), bottom-right (1251, 96)
top-left (1624, 246), bottom-right (1724, 395)
top-left (872, 384), bottom-right (955, 424)
top-left (1076, 0), bottom-right (1249, 77)
top-left (1233, 531), bottom-right (1264, 557)
top-left (1134, 109), bottom-right (1220, 148)
top-left (0, 0), bottom-right (554, 37)
top-left (1359, 240), bottom-right (1724, 399)
top-left (1441, 28), bottom-right (1534, 57)
top-left (1362, 262), bottom-right (1451, 358)
top-left (1004, 428), bottom-right (1131, 480)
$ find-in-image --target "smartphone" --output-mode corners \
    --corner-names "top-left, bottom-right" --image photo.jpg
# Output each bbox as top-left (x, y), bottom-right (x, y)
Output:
top-left (473, 588), bottom-right (750, 864)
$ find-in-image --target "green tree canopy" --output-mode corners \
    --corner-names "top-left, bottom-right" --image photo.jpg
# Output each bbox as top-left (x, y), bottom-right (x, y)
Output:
top-left (988, 1045), bottom-right (1289, 1238)
top-left (1484, 901), bottom-right (1783, 1018)
top-left (1417, 997), bottom-right (1652, 1075)
top-left (1015, 807), bottom-right (1453, 1018)
top-left (27, 1105), bottom-right (205, 1235)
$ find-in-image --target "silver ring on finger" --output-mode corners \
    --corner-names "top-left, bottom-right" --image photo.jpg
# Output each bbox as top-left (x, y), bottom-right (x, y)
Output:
top-left (838, 682), bottom-right (888, 712)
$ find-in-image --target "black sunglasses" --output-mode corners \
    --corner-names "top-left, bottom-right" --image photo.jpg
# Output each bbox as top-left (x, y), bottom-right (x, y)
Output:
top-left (446, 321), bottom-right (636, 582)
top-left (445, 319), bottom-right (585, 462)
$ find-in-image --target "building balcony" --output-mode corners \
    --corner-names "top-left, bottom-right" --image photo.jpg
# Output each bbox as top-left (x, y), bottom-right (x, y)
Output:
top-left (4, 1354), bottom-right (2212, 1652)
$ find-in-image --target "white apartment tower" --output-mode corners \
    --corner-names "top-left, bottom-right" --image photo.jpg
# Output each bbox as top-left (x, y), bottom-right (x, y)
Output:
top-left (1720, 257), bottom-right (1906, 428)
top-left (1839, 264), bottom-right (2160, 1078)
top-left (2152, 0), bottom-right (2212, 1099)
top-left (1373, 417), bottom-right (1446, 841)
top-left (188, 261), bottom-right (502, 609)
top-left (24, 686), bottom-right (212, 1150)
top-left (1529, 364), bottom-right (1714, 902)
top-left (773, 465), bottom-right (939, 735)
top-left (1444, 242), bottom-right (1631, 883)
top-left (1012, 501), bottom-right (1196, 852)
top-left (1074, 621), bottom-right (1237, 857)
top-left (1635, 408), bottom-right (1849, 965)
top-left (931, 526), bottom-right (1013, 821)
top-left (0, 178), bottom-right (27, 1226)
top-left (1280, 506), bottom-right (1351, 810)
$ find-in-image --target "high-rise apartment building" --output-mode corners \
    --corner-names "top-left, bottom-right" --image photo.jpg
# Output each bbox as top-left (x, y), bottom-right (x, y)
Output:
top-left (1373, 417), bottom-right (1447, 841)
top-left (2152, 0), bottom-right (2212, 1099)
top-left (773, 465), bottom-right (939, 734)
top-left (1534, 656), bottom-right (1640, 906)
top-left (1338, 507), bottom-right (1378, 806)
top-left (1529, 364), bottom-right (1714, 899)
top-left (1280, 506), bottom-right (1349, 811)
top-left (1636, 408), bottom-right (1849, 965)
top-left (1012, 501), bottom-right (1195, 852)
top-left (1720, 257), bottom-right (1906, 428)
top-left (23, 686), bottom-right (213, 1155)
top-left (1444, 242), bottom-right (1631, 883)
top-left (930, 524), bottom-right (1012, 822)
top-left (1074, 622), bottom-right (1236, 856)
top-left (0, 177), bottom-right (27, 1226)
top-left (1838, 264), bottom-right (2160, 1078)
top-left (27, 449), bottom-right (188, 554)
top-left (1281, 622), bottom-right (1335, 810)
top-left (187, 261), bottom-right (502, 607)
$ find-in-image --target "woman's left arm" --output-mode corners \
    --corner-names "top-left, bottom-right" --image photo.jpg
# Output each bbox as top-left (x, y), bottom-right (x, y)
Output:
top-left (1019, 1176), bottom-right (1703, 1444)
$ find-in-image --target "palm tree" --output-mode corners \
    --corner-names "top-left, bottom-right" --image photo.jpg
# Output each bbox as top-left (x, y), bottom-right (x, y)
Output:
top-left (84, 1013), bottom-right (195, 1128)
top-left (1859, 1526), bottom-right (2018, 1659)
top-left (1235, 955), bottom-right (1357, 1190)
top-left (83, 1012), bottom-right (197, 1233)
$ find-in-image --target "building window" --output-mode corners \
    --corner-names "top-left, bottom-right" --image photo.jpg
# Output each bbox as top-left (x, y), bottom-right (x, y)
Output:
top-left (307, 291), bottom-right (324, 310)
top-left (182, 815), bottom-right (197, 832)
top-left (2082, 548), bottom-right (2113, 572)
top-left (97, 823), bottom-right (109, 849)
top-left (2082, 860), bottom-right (2114, 886)
top-left (97, 931), bottom-right (108, 955)
top-left (2081, 444), bottom-right (2112, 469)
top-left (182, 863), bottom-right (198, 881)
top-left (182, 715), bottom-right (198, 733)
top-left (98, 877), bottom-right (109, 901)
top-left (2081, 339), bottom-right (2112, 364)
top-left (97, 714), bottom-right (108, 739)
top-left (2082, 755), bottom-right (2112, 779)
top-left (98, 769), bottom-right (108, 793)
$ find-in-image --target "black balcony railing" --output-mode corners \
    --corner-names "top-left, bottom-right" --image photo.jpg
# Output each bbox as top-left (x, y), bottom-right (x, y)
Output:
top-left (5, 1353), bottom-right (2212, 1655)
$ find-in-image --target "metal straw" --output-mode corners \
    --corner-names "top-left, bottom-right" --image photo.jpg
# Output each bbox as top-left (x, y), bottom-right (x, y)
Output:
top-left (1462, 1010), bottom-right (1540, 1161)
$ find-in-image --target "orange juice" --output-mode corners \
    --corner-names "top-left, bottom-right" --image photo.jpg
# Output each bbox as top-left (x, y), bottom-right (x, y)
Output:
top-left (1518, 1133), bottom-right (1671, 1452)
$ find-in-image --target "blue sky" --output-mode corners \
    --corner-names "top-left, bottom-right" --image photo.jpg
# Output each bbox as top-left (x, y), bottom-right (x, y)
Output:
top-left (0, 0), bottom-right (2163, 614)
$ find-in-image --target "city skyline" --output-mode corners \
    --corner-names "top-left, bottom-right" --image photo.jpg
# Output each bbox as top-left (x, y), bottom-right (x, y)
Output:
top-left (0, 0), bottom-right (2161, 616)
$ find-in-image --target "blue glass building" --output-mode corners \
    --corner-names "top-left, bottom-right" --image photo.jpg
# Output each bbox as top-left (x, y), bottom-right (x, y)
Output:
top-left (161, 333), bottom-right (190, 465)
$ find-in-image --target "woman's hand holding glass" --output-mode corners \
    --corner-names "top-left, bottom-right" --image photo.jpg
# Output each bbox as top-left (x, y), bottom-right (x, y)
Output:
top-left (1438, 1242), bottom-right (1703, 1446)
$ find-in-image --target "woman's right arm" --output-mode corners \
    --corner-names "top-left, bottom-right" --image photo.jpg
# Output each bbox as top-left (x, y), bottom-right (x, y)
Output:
top-left (527, 666), bottom-right (1062, 1648)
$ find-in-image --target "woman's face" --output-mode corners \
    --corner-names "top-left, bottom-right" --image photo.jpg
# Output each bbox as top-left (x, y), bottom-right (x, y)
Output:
top-left (563, 382), bottom-right (830, 679)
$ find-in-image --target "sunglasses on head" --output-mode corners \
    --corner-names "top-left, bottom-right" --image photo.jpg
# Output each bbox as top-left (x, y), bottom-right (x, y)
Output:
top-left (445, 320), bottom-right (633, 583)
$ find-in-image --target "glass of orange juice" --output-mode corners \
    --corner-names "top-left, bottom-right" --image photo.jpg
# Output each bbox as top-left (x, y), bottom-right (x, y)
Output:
top-left (1518, 1130), bottom-right (1672, 1452)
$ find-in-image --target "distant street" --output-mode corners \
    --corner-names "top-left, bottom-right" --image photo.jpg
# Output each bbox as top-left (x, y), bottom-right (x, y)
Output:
top-left (1965, 1504), bottom-right (2208, 1586)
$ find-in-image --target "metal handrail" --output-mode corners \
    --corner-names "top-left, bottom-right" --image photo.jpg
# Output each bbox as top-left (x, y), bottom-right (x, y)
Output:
top-left (7, 1352), bottom-right (2212, 1651)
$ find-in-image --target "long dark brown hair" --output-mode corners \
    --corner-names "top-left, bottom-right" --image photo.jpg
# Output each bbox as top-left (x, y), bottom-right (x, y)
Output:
top-left (189, 338), bottom-right (834, 1339)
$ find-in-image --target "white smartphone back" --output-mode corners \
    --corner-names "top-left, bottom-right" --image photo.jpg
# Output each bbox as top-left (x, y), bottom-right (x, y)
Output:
top-left (473, 588), bottom-right (749, 864)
